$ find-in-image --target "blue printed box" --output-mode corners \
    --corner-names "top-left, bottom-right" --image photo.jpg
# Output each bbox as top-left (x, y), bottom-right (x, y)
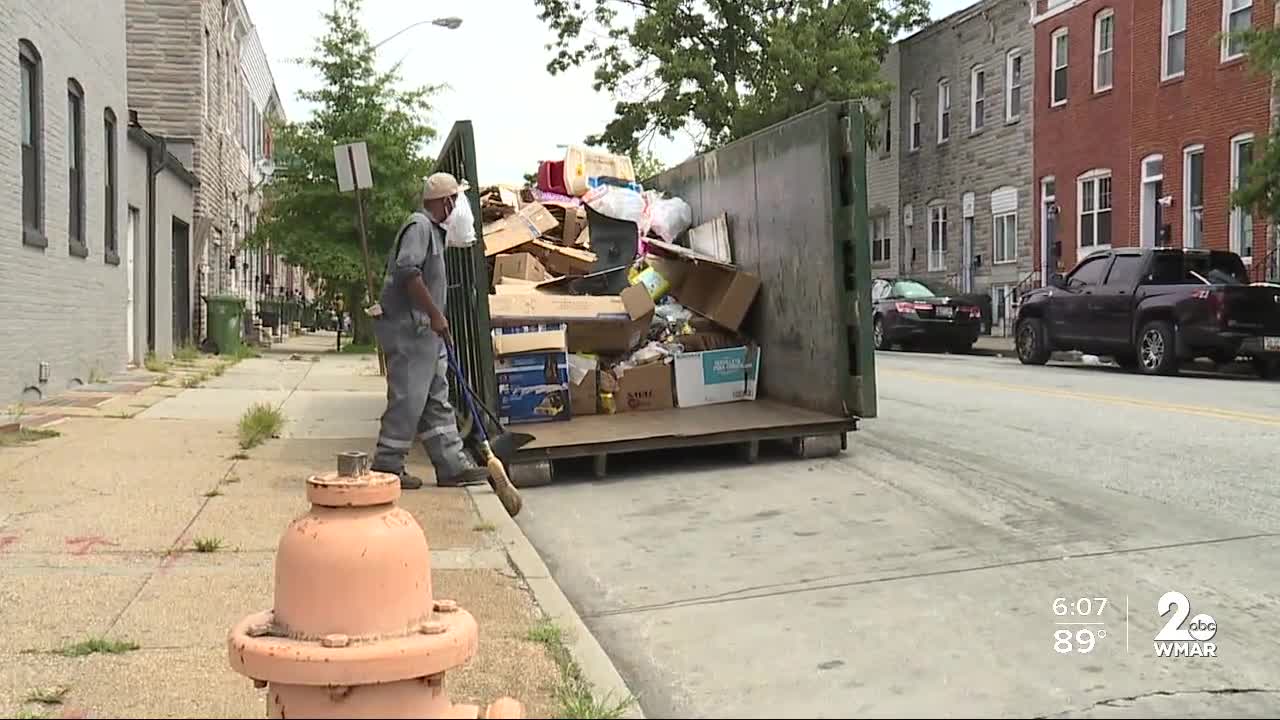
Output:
top-left (492, 324), bottom-right (571, 425)
top-left (672, 346), bottom-right (761, 408)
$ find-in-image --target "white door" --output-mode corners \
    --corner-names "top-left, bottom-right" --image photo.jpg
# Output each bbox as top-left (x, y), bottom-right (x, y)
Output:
top-left (126, 207), bottom-right (138, 364)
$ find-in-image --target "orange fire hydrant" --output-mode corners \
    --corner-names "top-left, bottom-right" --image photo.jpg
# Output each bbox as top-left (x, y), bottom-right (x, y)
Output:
top-left (228, 451), bottom-right (524, 719)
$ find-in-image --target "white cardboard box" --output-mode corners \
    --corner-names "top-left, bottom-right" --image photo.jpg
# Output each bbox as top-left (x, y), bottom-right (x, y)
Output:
top-left (673, 346), bottom-right (761, 407)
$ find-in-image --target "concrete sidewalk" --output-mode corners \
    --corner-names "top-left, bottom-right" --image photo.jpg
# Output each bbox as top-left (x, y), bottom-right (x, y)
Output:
top-left (0, 333), bottom-right (596, 718)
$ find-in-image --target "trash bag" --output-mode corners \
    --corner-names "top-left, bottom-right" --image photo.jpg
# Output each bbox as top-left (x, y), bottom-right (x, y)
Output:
top-left (583, 184), bottom-right (647, 225)
top-left (444, 191), bottom-right (477, 248)
top-left (646, 194), bottom-right (692, 243)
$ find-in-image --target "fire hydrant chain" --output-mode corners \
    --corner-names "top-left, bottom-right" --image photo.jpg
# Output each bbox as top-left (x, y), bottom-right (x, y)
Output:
top-left (228, 451), bottom-right (524, 719)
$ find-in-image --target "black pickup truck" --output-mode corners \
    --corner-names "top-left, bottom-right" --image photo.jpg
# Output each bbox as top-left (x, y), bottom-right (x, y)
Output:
top-left (1014, 248), bottom-right (1280, 377)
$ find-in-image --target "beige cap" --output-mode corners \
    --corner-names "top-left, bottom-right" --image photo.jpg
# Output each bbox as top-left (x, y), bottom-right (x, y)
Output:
top-left (423, 172), bottom-right (470, 201)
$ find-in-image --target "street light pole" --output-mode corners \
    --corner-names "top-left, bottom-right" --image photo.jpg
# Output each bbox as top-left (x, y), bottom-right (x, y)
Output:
top-left (372, 17), bottom-right (463, 50)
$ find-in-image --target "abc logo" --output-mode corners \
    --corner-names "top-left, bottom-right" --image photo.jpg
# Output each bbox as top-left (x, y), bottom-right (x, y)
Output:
top-left (1188, 614), bottom-right (1217, 642)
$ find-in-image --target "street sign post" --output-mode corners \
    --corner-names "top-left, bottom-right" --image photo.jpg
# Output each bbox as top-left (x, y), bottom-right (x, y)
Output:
top-left (334, 141), bottom-right (386, 375)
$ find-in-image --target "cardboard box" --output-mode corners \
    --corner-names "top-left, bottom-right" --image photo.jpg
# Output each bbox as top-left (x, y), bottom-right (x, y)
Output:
top-left (567, 353), bottom-right (598, 416)
top-left (492, 325), bottom-right (571, 425)
top-left (528, 239), bottom-right (596, 276)
top-left (483, 202), bottom-right (559, 257)
top-left (488, 284), bottom-right (655, 354)
top-left (647, 239), bottom-right (761, 332)
top-left (494, 253), bottom-right (548, 283)
top-left (615, 360), bottom-right (674, 412)
top-left (561, 208), bottom-right (586, 248)
top-left (673, 346), bottom-right (760, 407)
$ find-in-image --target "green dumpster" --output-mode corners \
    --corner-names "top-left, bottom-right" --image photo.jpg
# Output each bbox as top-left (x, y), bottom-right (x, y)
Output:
top-left (204, 295), bottom-right (246, 355)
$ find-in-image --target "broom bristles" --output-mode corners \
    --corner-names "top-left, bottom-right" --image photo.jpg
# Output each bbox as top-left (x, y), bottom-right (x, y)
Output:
top-left (486, 454), bottom-right (523, 517)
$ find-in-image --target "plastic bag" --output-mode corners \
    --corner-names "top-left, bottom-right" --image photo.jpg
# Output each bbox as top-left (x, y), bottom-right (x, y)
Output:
top-left (583, 184), bottom-right (647, 225)
top-left (645, 194), bottom-right (692, 243)
top-left (444, 191), bottom-right (477, 248)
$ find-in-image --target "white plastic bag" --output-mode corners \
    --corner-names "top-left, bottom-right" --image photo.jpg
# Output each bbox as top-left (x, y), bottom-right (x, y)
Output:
top-left (444, 191), bottom-right (477, 248)
top-left (583, 184), bottom-right (647, 225)
top-left (645, 194), bottom-right (692, 242)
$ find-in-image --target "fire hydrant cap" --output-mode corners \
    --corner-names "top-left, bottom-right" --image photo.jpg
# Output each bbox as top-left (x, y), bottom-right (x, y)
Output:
top-left (306, 469), bottom-right (400, 507)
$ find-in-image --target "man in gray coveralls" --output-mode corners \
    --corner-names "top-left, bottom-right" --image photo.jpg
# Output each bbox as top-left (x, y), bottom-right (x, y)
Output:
top-left (371, 172), bottom-right (490, 490)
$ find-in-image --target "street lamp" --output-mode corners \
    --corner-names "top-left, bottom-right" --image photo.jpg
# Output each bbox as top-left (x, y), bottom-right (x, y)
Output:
top-left (372, 17), bottom-right (463, 50)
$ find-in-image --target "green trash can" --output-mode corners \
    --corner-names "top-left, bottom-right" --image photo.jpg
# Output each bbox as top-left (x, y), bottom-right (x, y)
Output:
top-left (204, 295), bottom-right (246, 355)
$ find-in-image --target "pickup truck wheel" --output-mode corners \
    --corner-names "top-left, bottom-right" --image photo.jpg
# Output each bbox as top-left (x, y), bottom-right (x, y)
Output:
top-left (1254, 356), bottom-right (1279, 380)
top-left (873, 316), bottom-right (891, 351)
top-left (1137, 320), bottom-right (1179, 375)
top-left (1016, 319), bottom-right (1051, 365)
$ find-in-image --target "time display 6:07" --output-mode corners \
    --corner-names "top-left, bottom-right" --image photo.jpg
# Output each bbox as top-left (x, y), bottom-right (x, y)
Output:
top-left (1054, 597), bottom-right (1108, 617)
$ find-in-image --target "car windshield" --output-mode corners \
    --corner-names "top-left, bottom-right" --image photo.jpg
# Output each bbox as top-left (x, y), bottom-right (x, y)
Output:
top-left (894, 280), bottom-right (937, 299)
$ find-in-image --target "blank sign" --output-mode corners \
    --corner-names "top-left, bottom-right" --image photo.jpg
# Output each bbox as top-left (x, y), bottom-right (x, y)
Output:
top-left (334, 141), bottom-right (373, 192)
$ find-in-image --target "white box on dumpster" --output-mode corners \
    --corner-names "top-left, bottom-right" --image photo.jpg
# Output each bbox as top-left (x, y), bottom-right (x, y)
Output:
top-left (673, 346), bottom-right (760, 407)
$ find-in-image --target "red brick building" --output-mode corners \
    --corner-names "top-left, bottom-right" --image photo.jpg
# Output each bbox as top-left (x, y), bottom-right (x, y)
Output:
top-left (1032, 0), bottom-right (1274, 280)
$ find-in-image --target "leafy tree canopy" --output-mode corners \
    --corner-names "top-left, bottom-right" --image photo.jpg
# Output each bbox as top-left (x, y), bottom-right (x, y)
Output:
top-left (251, 0), bottom-right (439, 315)
top-left (1233, 26), bottom-right (1280, 229)
top-left (535, 0), bottom-right (929, 155)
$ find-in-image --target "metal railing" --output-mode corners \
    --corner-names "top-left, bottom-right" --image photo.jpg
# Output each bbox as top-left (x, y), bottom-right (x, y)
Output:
top-left (1249, 245), bottom-right (1279, 283)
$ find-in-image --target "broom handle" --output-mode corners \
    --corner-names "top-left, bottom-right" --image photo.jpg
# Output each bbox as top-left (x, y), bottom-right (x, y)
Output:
top-left (445, 342), bottom-right (493, 443)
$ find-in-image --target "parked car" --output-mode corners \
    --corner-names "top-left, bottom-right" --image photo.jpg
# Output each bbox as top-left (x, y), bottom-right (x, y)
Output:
top-left (1014, 247), bottom-right (1280, 377)
top-left (871, 277), bottom-right (984, 353)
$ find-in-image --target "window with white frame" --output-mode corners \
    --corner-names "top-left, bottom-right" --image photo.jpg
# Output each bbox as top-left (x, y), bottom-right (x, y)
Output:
top-left (1051, 29), bottom-right (1069, 106)
top-left (928, 204), bottom-right (948, 271)
top-left (1231, 133), bottom-right (1255, 257)
top-left (992, 186), bottom-right (1018, 264)
top-left (909, 91), bottom-right (921, 150)
top-left (1184, 145), bottom-right (1204, 248)
top-left (1095, 10), bottom-right (1115, 91)
top-left (1223, 0), bottom-right (1253, 60)
top-left (1006, 49), bottom-right (1023, 122)
top-left (871, 215), bottom-right (891, 263)
top-left (937, 79), bottom-right (951, 143)
top-left (1078, 170), bottom-right (1113, 251)
top-left (1163, 0), bottom-right (1187, 78)
top-left (971, 65), bottom-right (986, 132)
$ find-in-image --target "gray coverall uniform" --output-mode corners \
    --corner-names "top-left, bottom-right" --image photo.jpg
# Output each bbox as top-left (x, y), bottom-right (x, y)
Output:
top-left (371, 211), bottom-right (474, 482)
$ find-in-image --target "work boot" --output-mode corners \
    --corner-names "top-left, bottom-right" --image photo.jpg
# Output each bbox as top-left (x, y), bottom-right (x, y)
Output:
top-left (371, 465), bottom-right (423, 490)
top-left (437, 466), bottom-right (490, 488)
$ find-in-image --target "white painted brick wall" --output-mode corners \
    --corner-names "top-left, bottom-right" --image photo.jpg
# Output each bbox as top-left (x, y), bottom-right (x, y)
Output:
top-left (0, 0), bottom-right (130, 404)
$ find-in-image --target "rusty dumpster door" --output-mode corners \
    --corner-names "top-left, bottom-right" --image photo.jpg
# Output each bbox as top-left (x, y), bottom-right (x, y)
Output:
top-left (434, 121), bottom-right (498, 418)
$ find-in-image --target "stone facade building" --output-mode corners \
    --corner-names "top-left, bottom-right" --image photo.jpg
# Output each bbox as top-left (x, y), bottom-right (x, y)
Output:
top-left (125, 0), bottom-right (296, 345)
top-left (1, 0), bottom-right (132, 402)
top-left (867, 44), bottom-right (903, 279)
top-left (897, 0), bottom-right (1037, 334)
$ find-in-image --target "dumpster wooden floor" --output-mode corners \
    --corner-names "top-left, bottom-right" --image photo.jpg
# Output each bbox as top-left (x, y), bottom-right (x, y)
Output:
top-left (507, 399), bottom-right (856, 481)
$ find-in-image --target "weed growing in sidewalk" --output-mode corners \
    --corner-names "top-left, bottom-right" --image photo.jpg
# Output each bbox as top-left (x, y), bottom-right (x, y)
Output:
top-left (108, 410), bottom-right (135, 419)
top-left (472, 522), bottom-right (496, 533)
top-left (210, 362), bottom-right (228, 377)
top-left (230, 452), bottom-right (250, 460)
top-left (25, 686), bottom-right (69, 705)
top-left (223, 473), bottom-right (242, 484)
top-left (233, 344), bottom-right (261, 360)
top-left (88, 366), bottom-right (107, 384)
top-left (143, 353), bottom-right (169, 373)
top-left (238, 403), bottom-right (285, 449)
top-left (55, 637), bottom-right (139, 657)
top-left (203, 488), bottom-right (223, 498)
top-left (340, 341), bottom-right (376, 354)
top-left (526, 619), bottom-right (637, 719)
top-left (14, 708), bottom-right (47, 719)
top-left (173, 343), bottom-right (201, 362)
top-left (192, 537), bottom-right (224, 553)
top-left (0, 428), bottom-right (59, 448)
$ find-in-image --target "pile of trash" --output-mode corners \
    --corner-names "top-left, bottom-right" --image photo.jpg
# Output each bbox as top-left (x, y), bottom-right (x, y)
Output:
top-left (480, 145), bottom-right (762, 426)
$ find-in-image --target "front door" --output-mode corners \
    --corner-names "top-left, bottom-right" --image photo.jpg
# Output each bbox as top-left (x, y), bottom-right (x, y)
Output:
top-left (1051, 253), bottom-right (1111, 346)
top-left (962, 218), bottom-right (974, 293)
top-left (126, 206), bottom-right (138, 364)
top-left (172, 219), bottom-right (191, 348)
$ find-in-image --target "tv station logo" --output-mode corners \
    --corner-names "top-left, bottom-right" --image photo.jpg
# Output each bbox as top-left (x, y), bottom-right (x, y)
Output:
top-left (1154, 591), bottom-right (1217, 658)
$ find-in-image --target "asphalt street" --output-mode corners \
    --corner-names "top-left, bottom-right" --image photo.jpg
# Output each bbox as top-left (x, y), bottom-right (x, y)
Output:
top-left (515, 350), bottom-right (1280, 718)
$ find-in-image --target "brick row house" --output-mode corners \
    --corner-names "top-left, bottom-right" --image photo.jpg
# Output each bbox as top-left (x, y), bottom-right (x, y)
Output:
top-left (1034, 0), bottom-right (1277, 279)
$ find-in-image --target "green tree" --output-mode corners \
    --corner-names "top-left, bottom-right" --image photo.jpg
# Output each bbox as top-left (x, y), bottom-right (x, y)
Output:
top-left (632, 150), bottom-right (667, 181)
top-left (534, 0), bottom-right (929, 155)
top-left (250, 0), bottom-right (439, 343)
top-left (1232, 26), bottom-right (1280, 247)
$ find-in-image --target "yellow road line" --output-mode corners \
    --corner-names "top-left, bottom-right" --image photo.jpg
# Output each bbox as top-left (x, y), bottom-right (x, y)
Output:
top-left (880, 368), bottom-right (1280, 427)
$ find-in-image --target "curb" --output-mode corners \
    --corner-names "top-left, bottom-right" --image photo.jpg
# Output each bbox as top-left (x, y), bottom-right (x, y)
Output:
top-left (467, 485), bottom-right (645, 719)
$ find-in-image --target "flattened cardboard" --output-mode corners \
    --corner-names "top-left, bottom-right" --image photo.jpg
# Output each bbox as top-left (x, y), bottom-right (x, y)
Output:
top-left (529, 239), bottom-right (596, 276)
top-left (483, 202), bottom-right (559, 257)
top-left (494, 253), bottom-right (548, 282)
top-left (688, 213), bottom-right (732, 263)
top-left (568, 354), bottom-right (598, 416)
top-left (615, 360), bottom-right (674, 412)
top-left (491, 324), bottom-right (567, 356)
top-left (646, 239), bottom-right (761, 331)
top-left (487, 284), bottom-right (655, 354)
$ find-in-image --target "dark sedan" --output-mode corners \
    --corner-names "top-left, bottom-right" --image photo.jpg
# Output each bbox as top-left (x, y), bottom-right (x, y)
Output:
top-left (872, 278), bottom-right (984, 353)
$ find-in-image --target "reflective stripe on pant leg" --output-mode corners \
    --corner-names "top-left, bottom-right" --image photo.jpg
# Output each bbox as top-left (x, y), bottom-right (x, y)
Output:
top-left (418, 349), bottom-right (471, 479)
top-left (373, 320), bottom-right (432, 473)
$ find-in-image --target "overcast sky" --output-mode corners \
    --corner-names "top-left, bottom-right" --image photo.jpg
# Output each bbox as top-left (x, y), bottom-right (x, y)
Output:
top-left (244, 0), bottom-right (975, 185)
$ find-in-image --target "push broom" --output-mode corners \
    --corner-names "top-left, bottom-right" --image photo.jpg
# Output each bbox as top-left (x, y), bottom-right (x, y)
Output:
top-left (445, 342), bottom-right (528, 517)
